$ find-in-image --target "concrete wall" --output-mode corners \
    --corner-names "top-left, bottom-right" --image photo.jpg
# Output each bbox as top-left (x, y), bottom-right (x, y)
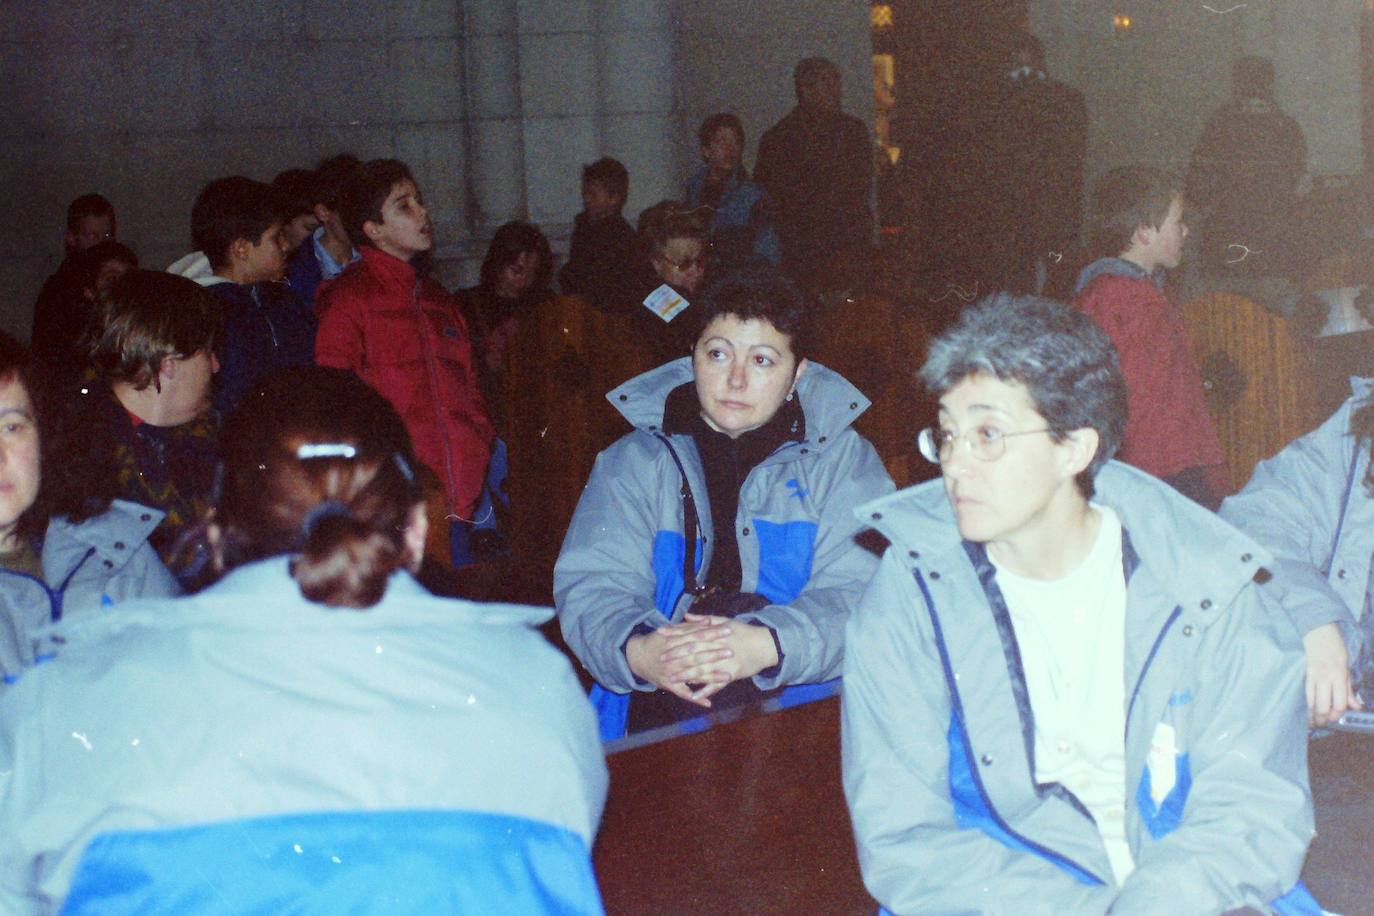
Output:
top-left (1, 0), bottom-right (872, 340)
top-left (1030, 0), bottom-right (1362, 187)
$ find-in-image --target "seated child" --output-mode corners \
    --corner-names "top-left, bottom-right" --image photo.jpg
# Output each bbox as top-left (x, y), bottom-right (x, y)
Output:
top-left (69, 270), bottom-right (223, 575)
top-left (558, 157), bottom-right (637, 308)
top-left (192, 176), bottom-right (317, 414)
top-left (844, 294), bottom-right (1314, 913)
top-left (315, 159), bottom-right (494, 568)
top-left (685, 113), bottom-right (781, 270)
top-left (31, 239), bottom-right (137, 381)
top-left (1072, 165), bottom-right (1228, 509)
top-left (31, 193), bottom-right (116, 359)
top-left (286, 153), bottom-right (362, 309)
top-left (0, 332), bottom-right (178, 683)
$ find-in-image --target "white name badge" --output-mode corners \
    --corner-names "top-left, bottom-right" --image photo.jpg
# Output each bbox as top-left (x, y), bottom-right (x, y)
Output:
top-left (1146, 722), bottom-right (1178, 805)
top-left (643, 284), bottom-right (689, 323)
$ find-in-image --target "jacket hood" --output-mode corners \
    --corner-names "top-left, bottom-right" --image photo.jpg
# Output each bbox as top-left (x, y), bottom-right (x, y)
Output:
top-left (606, 357), bottom-right (871, 447)
top-left (857, 461), bottom-right (1270, 618)
top-left (1073, 256), bottom-right (1165, 296)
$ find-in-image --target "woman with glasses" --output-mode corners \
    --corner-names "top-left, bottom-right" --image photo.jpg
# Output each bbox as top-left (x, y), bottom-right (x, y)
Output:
top-left (843, 294), bottom-right (1313, 914)
top-left (555, 266), bottom-right (893, 740)
top-left (0, 366), bottom-right (607, 912)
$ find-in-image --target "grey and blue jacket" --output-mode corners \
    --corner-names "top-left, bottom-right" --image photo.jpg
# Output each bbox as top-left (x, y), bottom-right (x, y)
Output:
top-left (0, 556), bottom-right (607, 913)
top-left (1220, 377), bottom-right (1372, 663)
top-left (685, 165), bottom-right (782, 269)
top-left (555, 358), bottom-right (893, 740)
top-left (843, 462), bottom-right (1316, 915)
top-left (0, 500), bottom-right (178, 684)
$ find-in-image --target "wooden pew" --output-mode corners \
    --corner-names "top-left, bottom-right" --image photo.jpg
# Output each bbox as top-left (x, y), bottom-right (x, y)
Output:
top-left (810, 296), bottom-right (938, 488)
top-left (595, 697), bottom-right (872, 914)
top-left (1178, 292), bottom-right (1322, 494)
top-left (501, 295), bottom-right (659, 577)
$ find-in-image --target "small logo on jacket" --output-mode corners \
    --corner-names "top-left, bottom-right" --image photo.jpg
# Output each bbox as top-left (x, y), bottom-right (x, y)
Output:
top-left (786, 478), bottom-right (808, 502)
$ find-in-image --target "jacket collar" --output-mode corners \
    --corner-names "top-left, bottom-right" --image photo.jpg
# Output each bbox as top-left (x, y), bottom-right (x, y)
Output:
top-left (43, 500), bottom-right (167, 571)
top-left (356, 245), bottom-right (418, 289)
top-left (1073, 256), bottom-right (1165, 296)
top-left (858, 461), bottom-right (1270, 616)
top-left (606, 358), bottom-right (870, 448)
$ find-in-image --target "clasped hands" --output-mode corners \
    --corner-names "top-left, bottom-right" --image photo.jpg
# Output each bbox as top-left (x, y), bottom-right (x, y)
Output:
top-left (625, 614), bottom-right (779, 708)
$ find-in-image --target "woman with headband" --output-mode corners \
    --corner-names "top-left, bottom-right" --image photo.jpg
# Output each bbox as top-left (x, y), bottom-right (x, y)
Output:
top-left (0, 366), bottom-right (607, 913)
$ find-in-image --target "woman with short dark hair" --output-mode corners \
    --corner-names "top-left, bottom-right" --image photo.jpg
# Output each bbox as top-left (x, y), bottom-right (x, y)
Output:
top-left (555, 266), bottom-right (892, 739)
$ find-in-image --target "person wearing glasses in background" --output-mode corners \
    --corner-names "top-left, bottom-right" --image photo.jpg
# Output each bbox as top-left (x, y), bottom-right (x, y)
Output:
top-left (842, 294), bottom-right (1316, 914)
top-left (617, 201), bottom-right (716, 364)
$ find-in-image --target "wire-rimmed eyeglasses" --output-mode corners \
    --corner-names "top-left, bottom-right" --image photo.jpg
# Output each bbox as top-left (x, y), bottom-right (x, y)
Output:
top-left (918, 425), bottom-right (1053, 464)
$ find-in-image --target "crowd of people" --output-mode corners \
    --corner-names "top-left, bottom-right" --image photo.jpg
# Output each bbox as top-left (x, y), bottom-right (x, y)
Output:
top-left (0, 42), bottom-right (1367, 915)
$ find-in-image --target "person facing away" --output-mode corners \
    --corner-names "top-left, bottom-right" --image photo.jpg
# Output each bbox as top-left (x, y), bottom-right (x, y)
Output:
top-left (191, 176), bottom-right (317, 415)
top-left (315, 158), bottom-right (495, 569)
top-left (286, 153), bottom-right (363, 309)
top-left (559, 156), bottom-right (638, 308)
top-left (842, 293), bottom-right (1315, 915)
top-left (0, 365), bottom-right (607, 914)
top-left (270, 166), bottom-right (321, 257)
top-left (555, 266), bottom-right (894, 740)
top-left (73, 269), bottom-right (223, 575)
top-left (1072, 164), bottom-right (1229, 509)
top-left (30, 239), bottom-right (138, 385)
top-left (0, 332), bottom-right (177, 684)
top-left (684, 113), bottom-right (780, 271)
top-left (754, 57), bottom-right (874, 293)
top-left (31, 193), bottom-right (117, 370)
top-left (1187, 55), bottom-right (1308, 278)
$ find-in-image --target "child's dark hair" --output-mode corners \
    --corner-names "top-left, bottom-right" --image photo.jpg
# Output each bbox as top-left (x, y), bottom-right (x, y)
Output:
top-left (1089, 165), bottom-right (1178, 260)
top-left (698, 113), bottom-right (745, 150)
top-left (209, 366), bottom-right (425, 608)
top-left (86, 269), bottom-right (222, 391)
top-left (271, 168), bottom-right (316, 222)
top-left (66, 193), bottom-right (115, 232)
top-left (312, 153), bottom-right (363, 210)
top-left (582, 157), bottom-right (629, 201)
top-left (339, 159), bottom-right (415, 250)
top-left (694, 265), bottom-right (812, 362)
top-left (479, 221), bottom-right (552, 294)
top-left (191, 176), bottom-right (283, 269)
top-left (75, 240), bottom-right (139, 291)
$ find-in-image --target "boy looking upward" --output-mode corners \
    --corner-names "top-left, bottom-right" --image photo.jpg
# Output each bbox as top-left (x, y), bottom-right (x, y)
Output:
top-left (843, 294), bottom-right (1313, 914)
top-left (558, 157), bottom-right (636, 309)
top-left (315, 159), bottom-right (493, 568)
top-left (191, 177), bottom-right (317, 415)
top-left (1072, 165), bottom-right (1227, 509)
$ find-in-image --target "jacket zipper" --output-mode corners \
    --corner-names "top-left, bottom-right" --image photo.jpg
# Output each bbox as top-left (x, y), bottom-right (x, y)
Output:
top-left (414, 280), bottom-right (460, 516)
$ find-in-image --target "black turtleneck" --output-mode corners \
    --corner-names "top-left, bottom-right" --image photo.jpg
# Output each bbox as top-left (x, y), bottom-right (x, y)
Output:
top-left (662, 381), bottom-right (805, 590)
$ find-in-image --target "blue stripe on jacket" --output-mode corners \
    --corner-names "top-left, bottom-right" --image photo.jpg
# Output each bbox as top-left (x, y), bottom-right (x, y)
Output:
top-left (62, 809), bottom-right (603, 916)
top-left (591, 519), bottom-right (831, 741)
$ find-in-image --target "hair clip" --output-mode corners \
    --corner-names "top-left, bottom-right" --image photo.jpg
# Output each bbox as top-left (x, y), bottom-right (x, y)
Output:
top-left (296, 443), bottom-right (357, 460)
top-left (392, 452), bottom-right (416, 483)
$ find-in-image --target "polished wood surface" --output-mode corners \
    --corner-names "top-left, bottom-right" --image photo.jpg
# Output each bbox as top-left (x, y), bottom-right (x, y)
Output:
top-left (1179, 292), bottom-right (1322, 493)
top-left (502, 295), bottom-right (658, 574)
top-left (594, 697), bottom-right (873, 915)
top-left (811, 296), bottom-right (937, 488)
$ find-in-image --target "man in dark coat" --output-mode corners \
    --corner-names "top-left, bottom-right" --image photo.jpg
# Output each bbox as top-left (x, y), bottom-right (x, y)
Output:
top-left (754, 57), bottom-right (874, 294)
top-left (1186, 56), bottom-right (1307, 278)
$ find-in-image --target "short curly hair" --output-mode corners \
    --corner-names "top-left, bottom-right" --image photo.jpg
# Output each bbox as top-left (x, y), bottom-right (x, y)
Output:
top-left (919, 293), bottom-right (1127, 498)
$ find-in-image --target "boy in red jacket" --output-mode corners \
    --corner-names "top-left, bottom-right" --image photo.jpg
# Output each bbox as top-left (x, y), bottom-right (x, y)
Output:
top-left (315, 159), bottom-right (494, 566)
top-left (1072, 165), bottom-right (1228, 509)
